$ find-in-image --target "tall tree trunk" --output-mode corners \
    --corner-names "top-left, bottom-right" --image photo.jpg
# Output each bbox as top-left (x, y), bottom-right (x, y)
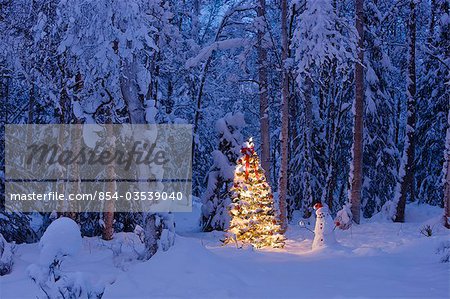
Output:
top-left (278, 0), bottom-right (289, 231)
top-left (68, 121), bottom-right (82, 221)
top-left (67, 72), bottom-right (84, 221)
top-left (120, 54), bottom-right (173, 256)
top-left (115, 57), bottom-right (146, 240)
top-left (349, 0), bottom-right (364, 224)
top-left (24, 82), bottom-right (35, 166)
top-left (102, 121), bottom-right (115, 240)
top-left (121, 58), bottom-right (145, 124)
top-left (257, 0), bottom-right (271, 184)
top-left (57, 69), bottom-right (69, 216)
top-left (443, 109), bottom-right (450, 228)
top-left (394, 0), bottom-right (416, 222)
top-left (191, 57), bottom-right (213, 172)
top-left (442, 1), bottom-right (450, 228)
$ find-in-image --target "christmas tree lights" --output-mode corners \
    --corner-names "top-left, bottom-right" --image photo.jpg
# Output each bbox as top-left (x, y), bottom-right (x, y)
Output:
top-left (226, 138), bottom-right (285, 248)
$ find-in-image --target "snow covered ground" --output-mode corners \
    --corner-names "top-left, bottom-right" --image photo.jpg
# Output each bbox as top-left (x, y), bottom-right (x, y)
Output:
top-left (1, 203), bottom-right (448, 298)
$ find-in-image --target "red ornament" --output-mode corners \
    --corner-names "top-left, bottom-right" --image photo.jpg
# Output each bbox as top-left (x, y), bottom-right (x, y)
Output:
top-left (240, 145), bottom-right (260, 181)
top-left (335, 221), bottom-right (340, 227)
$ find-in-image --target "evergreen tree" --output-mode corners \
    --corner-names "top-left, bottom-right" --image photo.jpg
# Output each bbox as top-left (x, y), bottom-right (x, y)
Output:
top-left (387, 0), bottom-right (417, 222)
top-left (361, 0), bottom-right (398, 218)
top-left (201, 112), bottom-right (245, 231)
top-left (226, 139), bottom-right (285, 249)
top-left (416, 0), bottom-right (449, 206)
top-left (292, 0), bottom-right (358, 216)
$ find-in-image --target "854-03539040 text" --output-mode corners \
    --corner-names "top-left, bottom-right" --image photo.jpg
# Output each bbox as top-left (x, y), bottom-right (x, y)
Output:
top-left (5, 124), bottom-right (193, 213)
top-left (8, 191), bottom-right (185, 202)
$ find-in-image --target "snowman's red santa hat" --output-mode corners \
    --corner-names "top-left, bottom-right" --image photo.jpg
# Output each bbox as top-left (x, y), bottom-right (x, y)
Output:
top-left (313, 202), bottom-right (323, 210)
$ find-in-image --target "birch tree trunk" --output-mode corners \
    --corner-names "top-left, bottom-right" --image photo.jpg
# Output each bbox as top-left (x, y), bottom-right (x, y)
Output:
top-left (349, 0), bottom-right (364, 224)
top-left (120, 53), bottom-right (173, 257)
top-left (121, 58), bottom-right (145, 124)
top-left (257, 0), bottom-right (271, 184)
top-left (68, 120), bottom-right (82, 221)
top-left (25, 81), bottom-right (35, 165)
top-left (278, 0), bottom-right (289, 231)
top-left (394, 0), bottom-right (416, 222)
top-left (68, 72), bottom-right (83, 221)
top-left (57, 70), bottom-right (69, 216)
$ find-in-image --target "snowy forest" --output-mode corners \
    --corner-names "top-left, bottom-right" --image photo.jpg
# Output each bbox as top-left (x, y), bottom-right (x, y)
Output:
top-left (0, 0), bottom-right (449, 298)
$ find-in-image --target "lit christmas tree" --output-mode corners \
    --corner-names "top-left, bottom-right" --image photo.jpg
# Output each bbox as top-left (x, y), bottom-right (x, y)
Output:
top-left (226, 138), bottom-right (285, 248)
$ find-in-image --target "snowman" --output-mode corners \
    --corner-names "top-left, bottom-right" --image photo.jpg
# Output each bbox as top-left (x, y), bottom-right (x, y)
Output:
top-left (312, 202), bottom-right (337, 250)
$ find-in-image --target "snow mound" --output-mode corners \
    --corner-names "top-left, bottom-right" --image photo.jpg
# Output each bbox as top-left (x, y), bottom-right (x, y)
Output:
top-left (370, 202), bottom-right (444, 224)
top-left (104, 236), bottom-right (244, 298)
top-left (174, 198), bottom-right (202, 233)
top-left (0, 233), bottom-right (14, 275)
top-left (352, 247), bottom-right (382, 256)
top-left (39, 217), bottom-right (82, 266)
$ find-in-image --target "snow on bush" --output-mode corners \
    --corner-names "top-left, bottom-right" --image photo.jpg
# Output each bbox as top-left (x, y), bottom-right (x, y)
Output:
top-left (0, 233), bottom-right (14, 275)
top-left (201, 112), bottom-right (245, 232)
top-left (140, 213), bottom-right (175, 260)
top-left (38, 217), bottom-right (82, 267)
top-left (381, 199), bottom-right (398, 221)
top-left (419, 224), bottom-right (434, 237)
top-left (335, 203), bottom-right (352, 230)
top-left (134, 224), bottom-right (145, 243)
top-left (28, 217), bottom-right (104, 298)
